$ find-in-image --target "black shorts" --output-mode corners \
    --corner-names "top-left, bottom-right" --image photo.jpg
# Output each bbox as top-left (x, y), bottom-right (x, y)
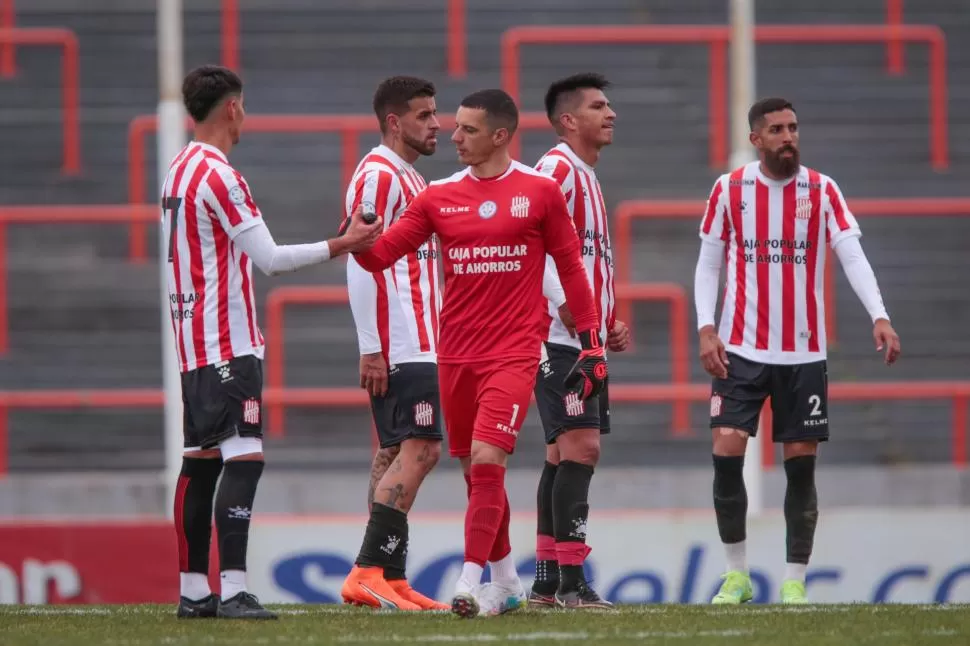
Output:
top-left (370, 362), bottom-right (444, 449)
top-left (181, 355), bottom-right (263, 450)
top-left (710, 353), bottom-right (829, 443)
top-left (534, 342), bottom-right (611, 445)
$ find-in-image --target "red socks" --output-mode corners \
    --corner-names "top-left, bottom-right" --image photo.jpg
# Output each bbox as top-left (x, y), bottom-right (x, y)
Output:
top-left (464, 464), bottom-right (508, 566)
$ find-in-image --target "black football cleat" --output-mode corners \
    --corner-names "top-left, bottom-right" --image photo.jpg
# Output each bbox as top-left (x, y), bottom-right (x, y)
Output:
top-left (528, 582), bottom-right (558, 608)
top-left (555, 581), bottom-right (615, 610)
top-left (217, 592), bottom-right (279, 620)
top-left (177, 594), bottom-right (219, 619)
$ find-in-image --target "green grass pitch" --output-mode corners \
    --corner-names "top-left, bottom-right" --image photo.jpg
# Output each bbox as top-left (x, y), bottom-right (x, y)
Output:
top-left (2, 604), bottom-right (969, 645)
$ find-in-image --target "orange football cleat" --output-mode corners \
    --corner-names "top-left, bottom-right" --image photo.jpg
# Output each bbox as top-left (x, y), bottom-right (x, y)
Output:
top-left (388, 579), bottom-right (450, 610)
top-left (341, 565), bottom-right (420, 610)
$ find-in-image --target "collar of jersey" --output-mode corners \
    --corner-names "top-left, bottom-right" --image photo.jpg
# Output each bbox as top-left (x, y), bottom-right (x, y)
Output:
top-left (554, 142), bottom-right (595, 174)
top-left (190, 141), bottom-right (229, 164)
top-left (374, 144), bottom-right (414, 171)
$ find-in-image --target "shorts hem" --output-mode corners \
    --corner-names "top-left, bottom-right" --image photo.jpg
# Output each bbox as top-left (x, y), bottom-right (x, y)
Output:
top-left (709, 422), bottom-right (758, 436)
top-left (775, 434), bottom-right (829, 444)
top-left (546, 424), bottom-right (609, 444)
top-left (378, 429), bottom-right (444, 449)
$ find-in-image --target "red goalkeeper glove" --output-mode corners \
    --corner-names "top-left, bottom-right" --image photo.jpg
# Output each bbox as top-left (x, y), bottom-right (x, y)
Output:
top-left (564, 330), bottom-right (608, 400)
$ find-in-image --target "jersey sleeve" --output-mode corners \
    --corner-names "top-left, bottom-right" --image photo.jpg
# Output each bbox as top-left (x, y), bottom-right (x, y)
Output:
top-left (535, 155), bottom-right (577, 206)
top-left (346, 254), bottom-right (383, 355)
top-left (540, 181), bottom-right (598, 333)
top-left (823, 177), bottom-right (862, 247)
top-left (353, 187), bottom-right (434, 272)
top-left (204, 165), bottom-right (264, 239)
top-left (344, 166), bottom-right (402, 231)
top-left (542, 254), bottom-right (567, 308)
top-left (698, 176), bottom-right (730, 245)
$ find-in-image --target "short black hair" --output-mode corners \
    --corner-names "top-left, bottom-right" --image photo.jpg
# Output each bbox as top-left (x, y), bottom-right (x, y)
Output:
top-left (182, 65), bottom-right (243, 122)
top-left (544, 72), bottom-right (611, 125)
top-left (460, 89), bottom-right (519, 135)
top-left (748, 97), bottom-right (795, 130)
top-left (372, 76), bottom-right (437, 134)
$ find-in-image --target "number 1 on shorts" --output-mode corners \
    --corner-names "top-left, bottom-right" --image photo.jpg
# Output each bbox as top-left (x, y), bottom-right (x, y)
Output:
top-left (509, 403), bottom-right (520, 427)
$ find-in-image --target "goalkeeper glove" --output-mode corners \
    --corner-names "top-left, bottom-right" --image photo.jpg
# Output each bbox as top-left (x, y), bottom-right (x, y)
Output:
top-left (564, 329), bottom-right (608, 400)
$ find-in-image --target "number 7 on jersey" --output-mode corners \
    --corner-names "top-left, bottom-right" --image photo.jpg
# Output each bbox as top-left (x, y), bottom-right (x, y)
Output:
top-left (161, 196), bottom-right (182, 263)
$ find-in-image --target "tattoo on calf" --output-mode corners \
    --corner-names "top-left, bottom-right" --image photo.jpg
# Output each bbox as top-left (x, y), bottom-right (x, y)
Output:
top-left (367, 447), bottom-right (399, 510)
top-left (381, 484), bottom-right (408, 511)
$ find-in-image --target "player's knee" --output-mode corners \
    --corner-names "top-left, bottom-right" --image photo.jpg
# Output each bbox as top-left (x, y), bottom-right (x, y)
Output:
top-left (470, 441), bottom-right (508, 467)
top-left (712, 427), bottom-right (749, 456)
top-left (545, 443), bottom-right (560, 465)
top-left (558, 428), bottom-right (600, 466)
top-left (401, 438), bottom-right (441, 474)
top-left (783, 440), bottom-right (818, 460)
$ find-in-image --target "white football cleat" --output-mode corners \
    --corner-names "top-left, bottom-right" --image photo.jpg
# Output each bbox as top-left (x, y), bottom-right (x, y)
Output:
top-left (477, 579), bottom-right (527, 617)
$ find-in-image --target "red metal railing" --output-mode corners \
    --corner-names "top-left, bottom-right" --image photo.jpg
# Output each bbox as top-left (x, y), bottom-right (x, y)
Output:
top-left (263, 283), bottom-right (693, 438)
top-left (448, 0), bottom-right (467, 78)
top-left (0, 205), bottom-right (159, 354)
top-left (0, 28), bottom-right (79, 174)
top-left (500, 23), bottom-right (948, 170)
top-left (0, 380), bottom-right (965, 475)
top-left (0, 0), bottom-right (13, 77)
top-left (126, 111), bottom-right (553, 262)
top-left (886, 0), bottom-right (905, 75)
top-left (222, 0), bottom-right (239, 71)
top-left (613, 198), bottom-right (970, 346)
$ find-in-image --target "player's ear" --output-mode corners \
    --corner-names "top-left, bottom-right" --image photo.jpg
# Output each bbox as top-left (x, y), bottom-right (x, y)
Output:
top-left (492, 127), bottom-right (510, 147)
top-left (748, 130), bottom-right (759, 148)
top-left (385, 113), bottom-right (400, 136)
top-left (559, 112), bottom-right (576, 133)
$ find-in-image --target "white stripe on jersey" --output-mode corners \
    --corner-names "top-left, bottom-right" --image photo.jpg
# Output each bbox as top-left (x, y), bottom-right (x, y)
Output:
top-left (161, 141), bottom-right (264, 372)
top-left (699, 161), bottom-right (861, 365)
top-left (535, 143), bottom-right (614, 349)
top-left (345, 145), bottom-right (441, 365)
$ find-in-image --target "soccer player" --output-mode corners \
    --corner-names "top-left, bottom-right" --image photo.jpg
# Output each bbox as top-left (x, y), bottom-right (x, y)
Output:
top-left (165, 65), bottom-right (381, 620)
top-left (339, 76), bottom-right (448, 611)
top-left (350, 88), bottom-right (608, 618)
top-left (694, 98), bottom-right (901, 605)
top-left (531, 73), bottom-right (629, 610)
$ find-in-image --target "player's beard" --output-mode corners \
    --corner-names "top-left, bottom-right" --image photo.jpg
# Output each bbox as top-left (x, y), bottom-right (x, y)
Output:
top-left (765, 145), bottom-right (799, 178)
top-left (403, 131), bottom-right (436, 157)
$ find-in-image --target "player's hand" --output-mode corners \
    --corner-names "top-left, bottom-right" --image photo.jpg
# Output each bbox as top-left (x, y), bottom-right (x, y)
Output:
top-left (607, 320), bottom-right (630, 353)
top-left (339, 205), bottom-right (383, 252)
top-left (564, 330), bottom-right (608, 400)
top-left (699, 325), bottom-right (730, 379)
top-left (873, 318), bottom-right (901, 366)
top-left (359, 352), bottom-right (388, 397)
top-left (558, 302), bottom-right (576, 338)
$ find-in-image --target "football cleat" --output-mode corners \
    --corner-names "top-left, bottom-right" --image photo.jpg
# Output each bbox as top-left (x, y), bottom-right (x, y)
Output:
top-left (176, 593), bottom-right (218, 619)
top-left (711, 570), bottom-right (754, 605)
top-left (216, 592), bottom-right (278, 620)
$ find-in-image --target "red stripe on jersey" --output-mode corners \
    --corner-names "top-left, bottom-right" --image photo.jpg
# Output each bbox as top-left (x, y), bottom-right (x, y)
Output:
top-left (238, 250), bottom-right (258, 347)
top-left (728, 168), bottom-right (747, 346)
top-left (702, 180), bottom-right (724, 235)
top-left (428, 237), bottom-right (440, 344)
top-left (578, 169), bottom-right (603, 325)
top-left (376, 274), bottom-right (390, 363)
top-left (825, 180), bottom-right (851, 235)
top-left (591, 173), bottom-right (613, 327)
top-left (373, 171), bottom-right (393, 218)
top-left (184, 163), bottom-right (211, 365)
top-left (754, 180), bottom-right (771, 350)
top-left (231, 169), bottom-right (259, 215)
top-left (213, 218), bottom-right (233, 361)
top-left (168, 146), bottom-right (201, 370)
top-left (806, 170), bottom-right (823, 353)
top-left (542, 152), bottom-right (577, 203)
top-left (206, 168), bottom-right (242, 227)
top-left (407, 253), bottom-right (431, 352)
top-left (781, 180), bottom-right (797, 352)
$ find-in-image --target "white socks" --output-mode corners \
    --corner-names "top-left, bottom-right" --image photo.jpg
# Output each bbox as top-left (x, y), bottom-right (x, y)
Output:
top-left (220, 570), bottom-right (247, 601)
top-left (488, 553), bottom-right (519, 586)
top-left (785, 563), bottom-right (808, 583)
top-left (724, 540), bottom-right (748, 573)
top-left (456, 562), bottom-right (485, 594)
top-left (180, 573), bottom-right (211, 601)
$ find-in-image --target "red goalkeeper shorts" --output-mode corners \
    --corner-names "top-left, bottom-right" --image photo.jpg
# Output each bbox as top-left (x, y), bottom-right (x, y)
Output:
top-left (439, 357), bottom-right (538, 458)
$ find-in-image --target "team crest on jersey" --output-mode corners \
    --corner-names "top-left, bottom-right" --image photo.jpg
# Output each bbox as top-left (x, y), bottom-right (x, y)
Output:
top-left (510, 195), bottom-right (530, 218)
top-left (795, 198), bottom-right (813, 220)
top-left (229, 185), bottom-right (247, 205)
top-left (478, 200), bottom-right (497, 219)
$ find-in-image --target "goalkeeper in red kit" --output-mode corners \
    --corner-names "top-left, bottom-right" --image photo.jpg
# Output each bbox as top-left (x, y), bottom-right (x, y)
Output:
top-left (350, 89), bottom-right (605, 618)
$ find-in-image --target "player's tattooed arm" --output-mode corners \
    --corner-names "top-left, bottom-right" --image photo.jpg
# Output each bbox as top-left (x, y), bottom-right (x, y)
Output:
top-left (367, 446), bottom-right (400, 510)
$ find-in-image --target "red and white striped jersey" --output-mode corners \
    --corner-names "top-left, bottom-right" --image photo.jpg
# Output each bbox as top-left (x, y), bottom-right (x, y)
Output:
top-left (700, 161), bottom-right (861, 365)
top-left (535, 143), bottom-right (615, 349)
top-left (161, 142), bottom-right (264, 373)
top-left (345, 145), bottom-right (441, 365)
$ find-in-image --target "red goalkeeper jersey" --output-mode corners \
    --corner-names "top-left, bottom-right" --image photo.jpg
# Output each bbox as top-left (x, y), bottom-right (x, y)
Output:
top-left (353, 160), bottom-right (598, 364)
